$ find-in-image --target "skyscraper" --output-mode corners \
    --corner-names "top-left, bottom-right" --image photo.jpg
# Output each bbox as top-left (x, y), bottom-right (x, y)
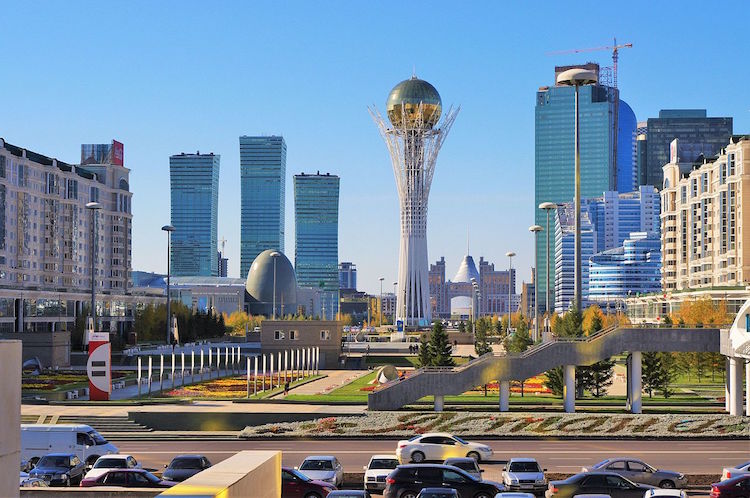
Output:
top-left (294, 172), bottom-right (340, 319)
top-left (535, 63), bottom-right (618, 313)
top-left (641, 109), bottom-right (732, 189)
top-left (617, 100), bottom-right (637, 193)
top-left (240, 135), bottom-right (286, 279)
top-left (169, 153), bottom-right (220, 277)
top-left (338, 262), bottom-right (357, 291)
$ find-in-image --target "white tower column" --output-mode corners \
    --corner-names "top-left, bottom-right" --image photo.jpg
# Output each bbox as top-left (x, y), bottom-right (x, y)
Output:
top-left (729, 357), bottom-right (744, 416)
top-left (563, 365), bottom-right (575, 413)
top-left (499, 381), bottom-right (510, 412)
top-left (630, 351), bottom-right (642, 414)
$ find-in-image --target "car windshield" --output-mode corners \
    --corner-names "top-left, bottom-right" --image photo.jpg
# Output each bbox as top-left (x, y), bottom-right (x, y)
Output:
top-left (408, 435), bottom-right (421, 441)
top-left (592, 459), bottom-right (610, 469)
top-left (369, 459), bottom-right (399, 470)
top-left (738, 461), bottom-right (750, 469)
top-left (37, 456), bottom-right (69, 468)
top-left (451, 461), bottom-right (477, 472)
top-left (171, 458), bottom-right (202, 469)
top-left (94, 458), bottom-right (127, 468)
top-left (88, 431), bottom-right (108, 445)
top-left (300, 459), bottom-right (333, 470)
top-left (510, 462), bottom-right (541, 473)
top-left (142, 472), bottom-right (161, 483)
top-left (453, 436), bottom-right (468, 445)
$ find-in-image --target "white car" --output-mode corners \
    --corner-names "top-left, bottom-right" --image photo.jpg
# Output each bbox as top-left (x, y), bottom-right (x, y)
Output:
top-left (723, 461), bottom-right (750, 481)
top-left (502, 457), bottom-right (547, 493)
top-left (83, 454), bottom-right (141, 481)
top-left (297, 455), bottom-right (344, 487)
top-left (363, 454), bottom-right (399, 492)
top-left (396, 432), bottom-right (493, 463)
top-left (644, 489), bottom-right (687, 498)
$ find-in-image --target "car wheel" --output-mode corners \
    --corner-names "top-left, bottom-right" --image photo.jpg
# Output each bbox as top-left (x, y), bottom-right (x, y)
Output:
top-left (474, 493), bottom-right (492, 498)
top-left (659, 480), bottom-right (676, 489)
top-left (401, 491), bottom-right (418, 498)
top-left (304, 493), bottom-right (322, 498)
top-left (410, 451), bottom-right (425, 463)
top-left (467, 451), bottom-right (481, 462)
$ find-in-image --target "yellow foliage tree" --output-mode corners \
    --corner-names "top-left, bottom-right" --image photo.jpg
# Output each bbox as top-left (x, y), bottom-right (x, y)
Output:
top-left (672, 298), bottom-right (731, 326)
top-left (582, 305), bottom-right (604, 335)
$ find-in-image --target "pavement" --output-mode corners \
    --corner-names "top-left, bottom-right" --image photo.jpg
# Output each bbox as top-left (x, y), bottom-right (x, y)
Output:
top-left (288, 370), bottom-right (371, 395)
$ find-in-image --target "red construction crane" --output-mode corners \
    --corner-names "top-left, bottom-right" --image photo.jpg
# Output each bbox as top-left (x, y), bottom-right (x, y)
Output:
top-left (548, 38), bottom-right (633, 88)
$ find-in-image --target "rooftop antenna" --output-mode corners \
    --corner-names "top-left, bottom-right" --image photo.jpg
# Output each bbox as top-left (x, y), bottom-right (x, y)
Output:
top-left (412, 64), bottom-right (416, 79)
top-left (467, 226), bottom-right (470, 255)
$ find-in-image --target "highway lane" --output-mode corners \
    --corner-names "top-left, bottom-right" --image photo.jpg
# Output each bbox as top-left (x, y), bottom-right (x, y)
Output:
top-left (114, 438), bottom-right (748, 476)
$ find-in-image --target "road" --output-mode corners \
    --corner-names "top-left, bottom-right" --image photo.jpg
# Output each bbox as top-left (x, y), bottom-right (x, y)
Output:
top-left (114, 438), bottom-right (748, 477)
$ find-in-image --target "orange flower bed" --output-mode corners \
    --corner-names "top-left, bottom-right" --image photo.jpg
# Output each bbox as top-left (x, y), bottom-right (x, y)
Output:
top-left (164, 376), bottom-right (282, 398)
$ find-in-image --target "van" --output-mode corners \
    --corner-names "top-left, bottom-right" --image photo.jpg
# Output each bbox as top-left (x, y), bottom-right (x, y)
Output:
top-left (21, 424), bottom-right (119, 468)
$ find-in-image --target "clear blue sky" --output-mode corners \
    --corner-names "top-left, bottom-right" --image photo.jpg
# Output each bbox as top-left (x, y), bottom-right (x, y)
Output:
top-left (3, 1), bottom-right (748, 295)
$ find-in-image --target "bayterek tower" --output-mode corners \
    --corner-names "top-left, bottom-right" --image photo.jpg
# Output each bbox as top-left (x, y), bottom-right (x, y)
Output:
top-left (370, 76), bottom-right (459, 328)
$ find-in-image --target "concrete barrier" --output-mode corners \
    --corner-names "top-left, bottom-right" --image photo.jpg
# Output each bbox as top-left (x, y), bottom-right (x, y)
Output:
top-left (1, 340), bottom-right (21, 498)
top-left (21, 489), bottom-right (161, 498)
top-left (159, 450), bottom-right (281, 498)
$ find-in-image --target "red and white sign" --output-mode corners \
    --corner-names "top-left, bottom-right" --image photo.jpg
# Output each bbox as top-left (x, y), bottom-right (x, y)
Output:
top-left (87, 332), bottom-right (111, 401)
top-left (112, 140), bottom-right (124, 166)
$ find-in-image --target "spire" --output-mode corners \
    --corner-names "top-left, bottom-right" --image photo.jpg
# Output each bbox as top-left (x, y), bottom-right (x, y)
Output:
top-left (467, 226), bottom-right (470, 255)
top-left (411, 64), bottom-right (417, 79)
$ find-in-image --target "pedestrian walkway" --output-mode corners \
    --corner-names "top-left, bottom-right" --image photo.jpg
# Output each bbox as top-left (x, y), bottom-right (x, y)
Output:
top-left (287, 370), bottom-right (370, 396)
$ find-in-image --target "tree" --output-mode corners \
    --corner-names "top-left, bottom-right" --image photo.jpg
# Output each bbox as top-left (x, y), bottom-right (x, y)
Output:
top-left (582, 305), bottom-right (604, 335)
top-left (545, 367), bottom-right (564, 397)
top-left (504, 321), bottom-right (532, 354)
top-left (458, 321), bottom-right (466, 334)
top-left (554, 307), bottom-right (583, 338)
top-left (474, 321), bottom-right (492, 356)
top-left (429, 321), bottom-right (454, 367)
top-left (587, 358), bottom-right (615, 397)
top-left (642, 352), bottom-right (677, 398)
top-left (417, 333), bottom-right (433, 368)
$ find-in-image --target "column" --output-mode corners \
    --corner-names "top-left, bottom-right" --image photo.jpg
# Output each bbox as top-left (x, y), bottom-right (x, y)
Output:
top-left (261, 354), bottom-right (267, 392)
top-left (563, 365), bottom-right (575, 413)
top-left (630, 351), bottom-right (642, 414)
top-left (270, 354), bottom-right (275, 389)
top-left (434, 394), bottom-right (444, 412)
top-left (745, 360), bottom-right (750, 417)
top-left (729, 357), bottom-right (744, 416)
top-left (725, 357), bottom-right (731, 412)
top-left (499, 380), bottom-right (510, 412)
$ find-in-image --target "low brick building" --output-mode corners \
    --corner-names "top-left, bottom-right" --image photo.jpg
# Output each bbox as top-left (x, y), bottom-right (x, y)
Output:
top-left (260, 320), bottom-right (342, 369)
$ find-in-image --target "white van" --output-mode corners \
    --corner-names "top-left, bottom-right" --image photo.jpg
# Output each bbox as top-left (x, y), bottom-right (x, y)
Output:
top-left (21, 424), bottom-right (119, 468)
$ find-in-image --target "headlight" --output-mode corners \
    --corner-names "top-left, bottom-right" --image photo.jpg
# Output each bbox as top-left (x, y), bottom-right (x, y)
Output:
top-left (537, 478), bottom-right (546, 483)
top-left (678, 473), bottom-right (685, 480)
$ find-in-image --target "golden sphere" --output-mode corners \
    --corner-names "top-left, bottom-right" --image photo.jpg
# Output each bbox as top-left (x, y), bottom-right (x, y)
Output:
top-left (386, 76), bottom-right (442, 129)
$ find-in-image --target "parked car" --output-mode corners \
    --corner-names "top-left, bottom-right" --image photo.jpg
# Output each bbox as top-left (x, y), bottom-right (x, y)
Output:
top-left (163, 454), bottom-right (212, 482)
top-left (417, 489), bottom-right (459, 498)
top-left (84, 454), bottom-right (141, 481)
top-left (710, 475), bottom-right (750, 498)
top-left (282, 466), bottom-right (336, 498)
top-left (364, 454), bottom-right (400, 492)
top-left (384, 464), bottom-right (502, 498)
top-left (298, 455), bottom-right (344, 487)
top-left (502, 458), bottom-right (547, 493)
top-left (80, 468), bottom-right (176, 488)
top-left (20, 459), bottom-right (30, 472)
top-left (645, 489), bottom-right (687, 498)
top-left (494, 494), bottom-right (536, 498)
top-left (582, 458), bottom-right (687, 489)
top-left (444, 457), bottom-right (483, 479)
top-left (396, 433), bottom-right (494, 463)
top-left (722, 461), bottom-right (750, 481)
top-left (19, 472), bottom-right (49, 488)
top-left (546, 472), bottom-right (654, 498)
top-left (21, 424), bottom-right (118, 469)
top-left (28, 453), bottom-right (86, 486)
top-left (327, 491), bottom-right (372, 498)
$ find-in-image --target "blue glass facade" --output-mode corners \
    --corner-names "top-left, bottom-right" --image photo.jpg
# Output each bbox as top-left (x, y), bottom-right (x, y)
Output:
top-left (589, 232), bottom-right (662, 302)
top-left (240, 136), bottom-right (286, 279)
top-left (535, 69), bottom-right (617, 312)
top-left (554, 204), bottom-right (595, 312)
top-left (617, 100), bottom-right (637, 193)
top-left (294, 173), bottom-right (340, 319)
top-left (169, 153), bottom-right (220, 277)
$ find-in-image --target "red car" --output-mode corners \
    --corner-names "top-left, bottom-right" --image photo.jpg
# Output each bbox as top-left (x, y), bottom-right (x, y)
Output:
top-left (282, 466), bottom-right (336, 497)
top-left (711, 475), bottom-right (750, 498)
top-left (80, 468), bottom-right (176, 488)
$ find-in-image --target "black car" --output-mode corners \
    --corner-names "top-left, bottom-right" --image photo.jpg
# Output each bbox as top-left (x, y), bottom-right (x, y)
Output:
top-left (28, 453), bottom-right (86, 486)
top-left (384, 464), bottom-right (502, 498)
top-left (163, 454), bottom-right (212, 482)
top-left (546, 471), bottom-right (655, 498)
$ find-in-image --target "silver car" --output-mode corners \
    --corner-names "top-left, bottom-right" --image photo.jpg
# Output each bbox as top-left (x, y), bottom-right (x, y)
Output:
top-left (297, 455), bottom-right (344, 487)
top-left (582, 458), bottom-right (687, 489)
top-left (503, 458), bottom-right (547, 493)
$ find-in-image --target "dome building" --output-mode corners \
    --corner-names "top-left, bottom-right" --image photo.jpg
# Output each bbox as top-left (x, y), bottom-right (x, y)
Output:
top-left (245, 249), bottom-right (299, 317)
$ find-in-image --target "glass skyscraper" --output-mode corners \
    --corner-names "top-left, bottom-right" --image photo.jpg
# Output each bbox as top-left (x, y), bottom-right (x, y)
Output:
top-left (294, 172), bottom-right (340, 319)
top-left (535, 64), bottom-right (617, 313)
top-left (589, 232), bottom-right (661, 303)
top-left (617, 100), bottom-right (637, 193)
top-left (169, 153), bottom-right (220, 277)
top-left (239, 135), bottom-right (286, 279)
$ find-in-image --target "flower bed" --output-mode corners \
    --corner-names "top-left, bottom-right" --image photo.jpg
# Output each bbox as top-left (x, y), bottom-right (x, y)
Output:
top-left (22, 371), bottom-right (127, 391)
top-left (164, 376), bottom-right (282, 398)
top-left (240, 411), bottom-right (749, 439)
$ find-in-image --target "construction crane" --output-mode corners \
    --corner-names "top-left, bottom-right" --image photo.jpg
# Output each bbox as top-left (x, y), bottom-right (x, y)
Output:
top-left (548, 38), bottom-right (633, 88)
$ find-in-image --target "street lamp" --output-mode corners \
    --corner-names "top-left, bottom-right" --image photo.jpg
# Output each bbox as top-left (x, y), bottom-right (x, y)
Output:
top-left (470, 277), bottom-right (478, 335)
top-left (161, 225), bottom-right (175, 345)
top-left (505, 251), bottom-right (516, 335)
top-left (392, 282), bottom-right (397, 323)
top-left (529, 225), bottom-right (543, 342)
top-left (270, 251), bottom-right (281, 319)
top-left (557, 68), bottom-right (597, 313)
top-left (379, 277), bottom-right (384, 327)
top-left (538, 202), bottom-right (557, 319)
top-left (86, 202), bottom-right (102, 344)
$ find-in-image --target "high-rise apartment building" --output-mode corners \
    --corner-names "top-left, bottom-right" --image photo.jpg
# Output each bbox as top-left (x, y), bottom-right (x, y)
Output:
top-left (169, 153), bottom-right (220, 277)
top-left (240, 135), bottom-right (286, 278)
top-left (338, 262), bottom-right (357, 291)
top-left (661, 136), bottom-right (750, 290)
top-left (535, 63), bottom-right (632, 313)
top-left (641, 110), bottom-right (732, 189)
top-left (294, 172), bottom-right (340, 319)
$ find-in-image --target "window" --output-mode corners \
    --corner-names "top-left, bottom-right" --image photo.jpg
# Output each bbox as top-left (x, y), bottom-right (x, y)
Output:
top-left (320, 330), bottom-right (331, 340)
top-left (103, 472), bottom-right (128, 485)
top-left (582, 475), bottom-right (607, 487)
top-left (443, 469), bottom-right (468, 483)
top-left (130, 473), bottom-right (151, 485)
top-left (627, 461), bottom-right (648, 472)
top-left (77, 432), bottom-right (94, 446)
top-left (0, 155), bottom-right (5, 178)
top-left (289, 330), bottom-right (299, 340)
top-left (274, 330), bottom-right (284, 340)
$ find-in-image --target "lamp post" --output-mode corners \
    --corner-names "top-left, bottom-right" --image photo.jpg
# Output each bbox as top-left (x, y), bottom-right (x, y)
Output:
top-left (505, 251), bottom-right (516, 335)
top-left (529, 225), bottom-right (543, 342)
top-left (470, 277), bottom-right (477, 335)
top-left (556, 68), bottom-right (597, 313)
top-left (86, 202), bottom-right (102, 340)
top-left (269, 251), bottom-right (281, 319)
top-left (161, 225), bottom-right (175, 345)
top-left (378, 277), bottom-right (384, 328)
top-left (392, 282), bottom-right (397, 323)
top-left (539, 202), bottom-right (556, 319)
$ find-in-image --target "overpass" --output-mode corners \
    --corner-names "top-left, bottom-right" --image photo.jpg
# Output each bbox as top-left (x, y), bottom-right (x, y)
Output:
top-left (367, 325), bottom-right (742, 414)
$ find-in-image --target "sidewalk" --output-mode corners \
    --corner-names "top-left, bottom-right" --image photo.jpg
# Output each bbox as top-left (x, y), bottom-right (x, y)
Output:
top-left (288, 370), bottom-right (370, 395)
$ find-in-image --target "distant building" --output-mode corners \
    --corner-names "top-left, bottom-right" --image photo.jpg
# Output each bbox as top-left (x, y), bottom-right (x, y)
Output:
top-left (520, 268), bottom-right (536, 318)
top-left (240, 136), bottom-right (286, 278)
top-left (380, 292), bottom-right (396, 322)
top-left (294, 172), bottom-right (340, 320)
top-left (338, 262), bottom-right (357, 291)
top-left (217, 251), bottom-right (228, 277)
top-left (640, 109), bottom-right (732, 189)
top-left (618, 100), bottom-right (638, 193)
top-left (555, 203), bottom-right (595, 312)
top-left (260, 320), bottom-right (342, 369)
top-left (169, 153), bottom-right (220, 277)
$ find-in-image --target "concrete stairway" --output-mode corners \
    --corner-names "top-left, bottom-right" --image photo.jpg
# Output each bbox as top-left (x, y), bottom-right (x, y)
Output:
top-left (367, 326), bottom-right (722, 410)
top-left (56, 415), bottom-right (153, 434)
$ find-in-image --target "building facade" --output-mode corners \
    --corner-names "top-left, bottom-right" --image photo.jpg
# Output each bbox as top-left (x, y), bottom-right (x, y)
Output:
top-left (293, 172), bottom-right (340, 320)
top-left (618, 100), bottom-right (638, 193)
top-left (641, 109), bottom-right (732, 189)
top-left (240, 136), bottom-right (286, 278)
top-left (260, 319), bottom-right (342, 369)
top-left (554, 203), bottom-right (595, 312)
top-left (661, 135), bottom-right (750, 290)
top-left (338, 262), bottom-right (357, 291)
top-left (520, 268), bottom-right (535, 318)
top-left (169, 153), bottom-right (220, 277)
